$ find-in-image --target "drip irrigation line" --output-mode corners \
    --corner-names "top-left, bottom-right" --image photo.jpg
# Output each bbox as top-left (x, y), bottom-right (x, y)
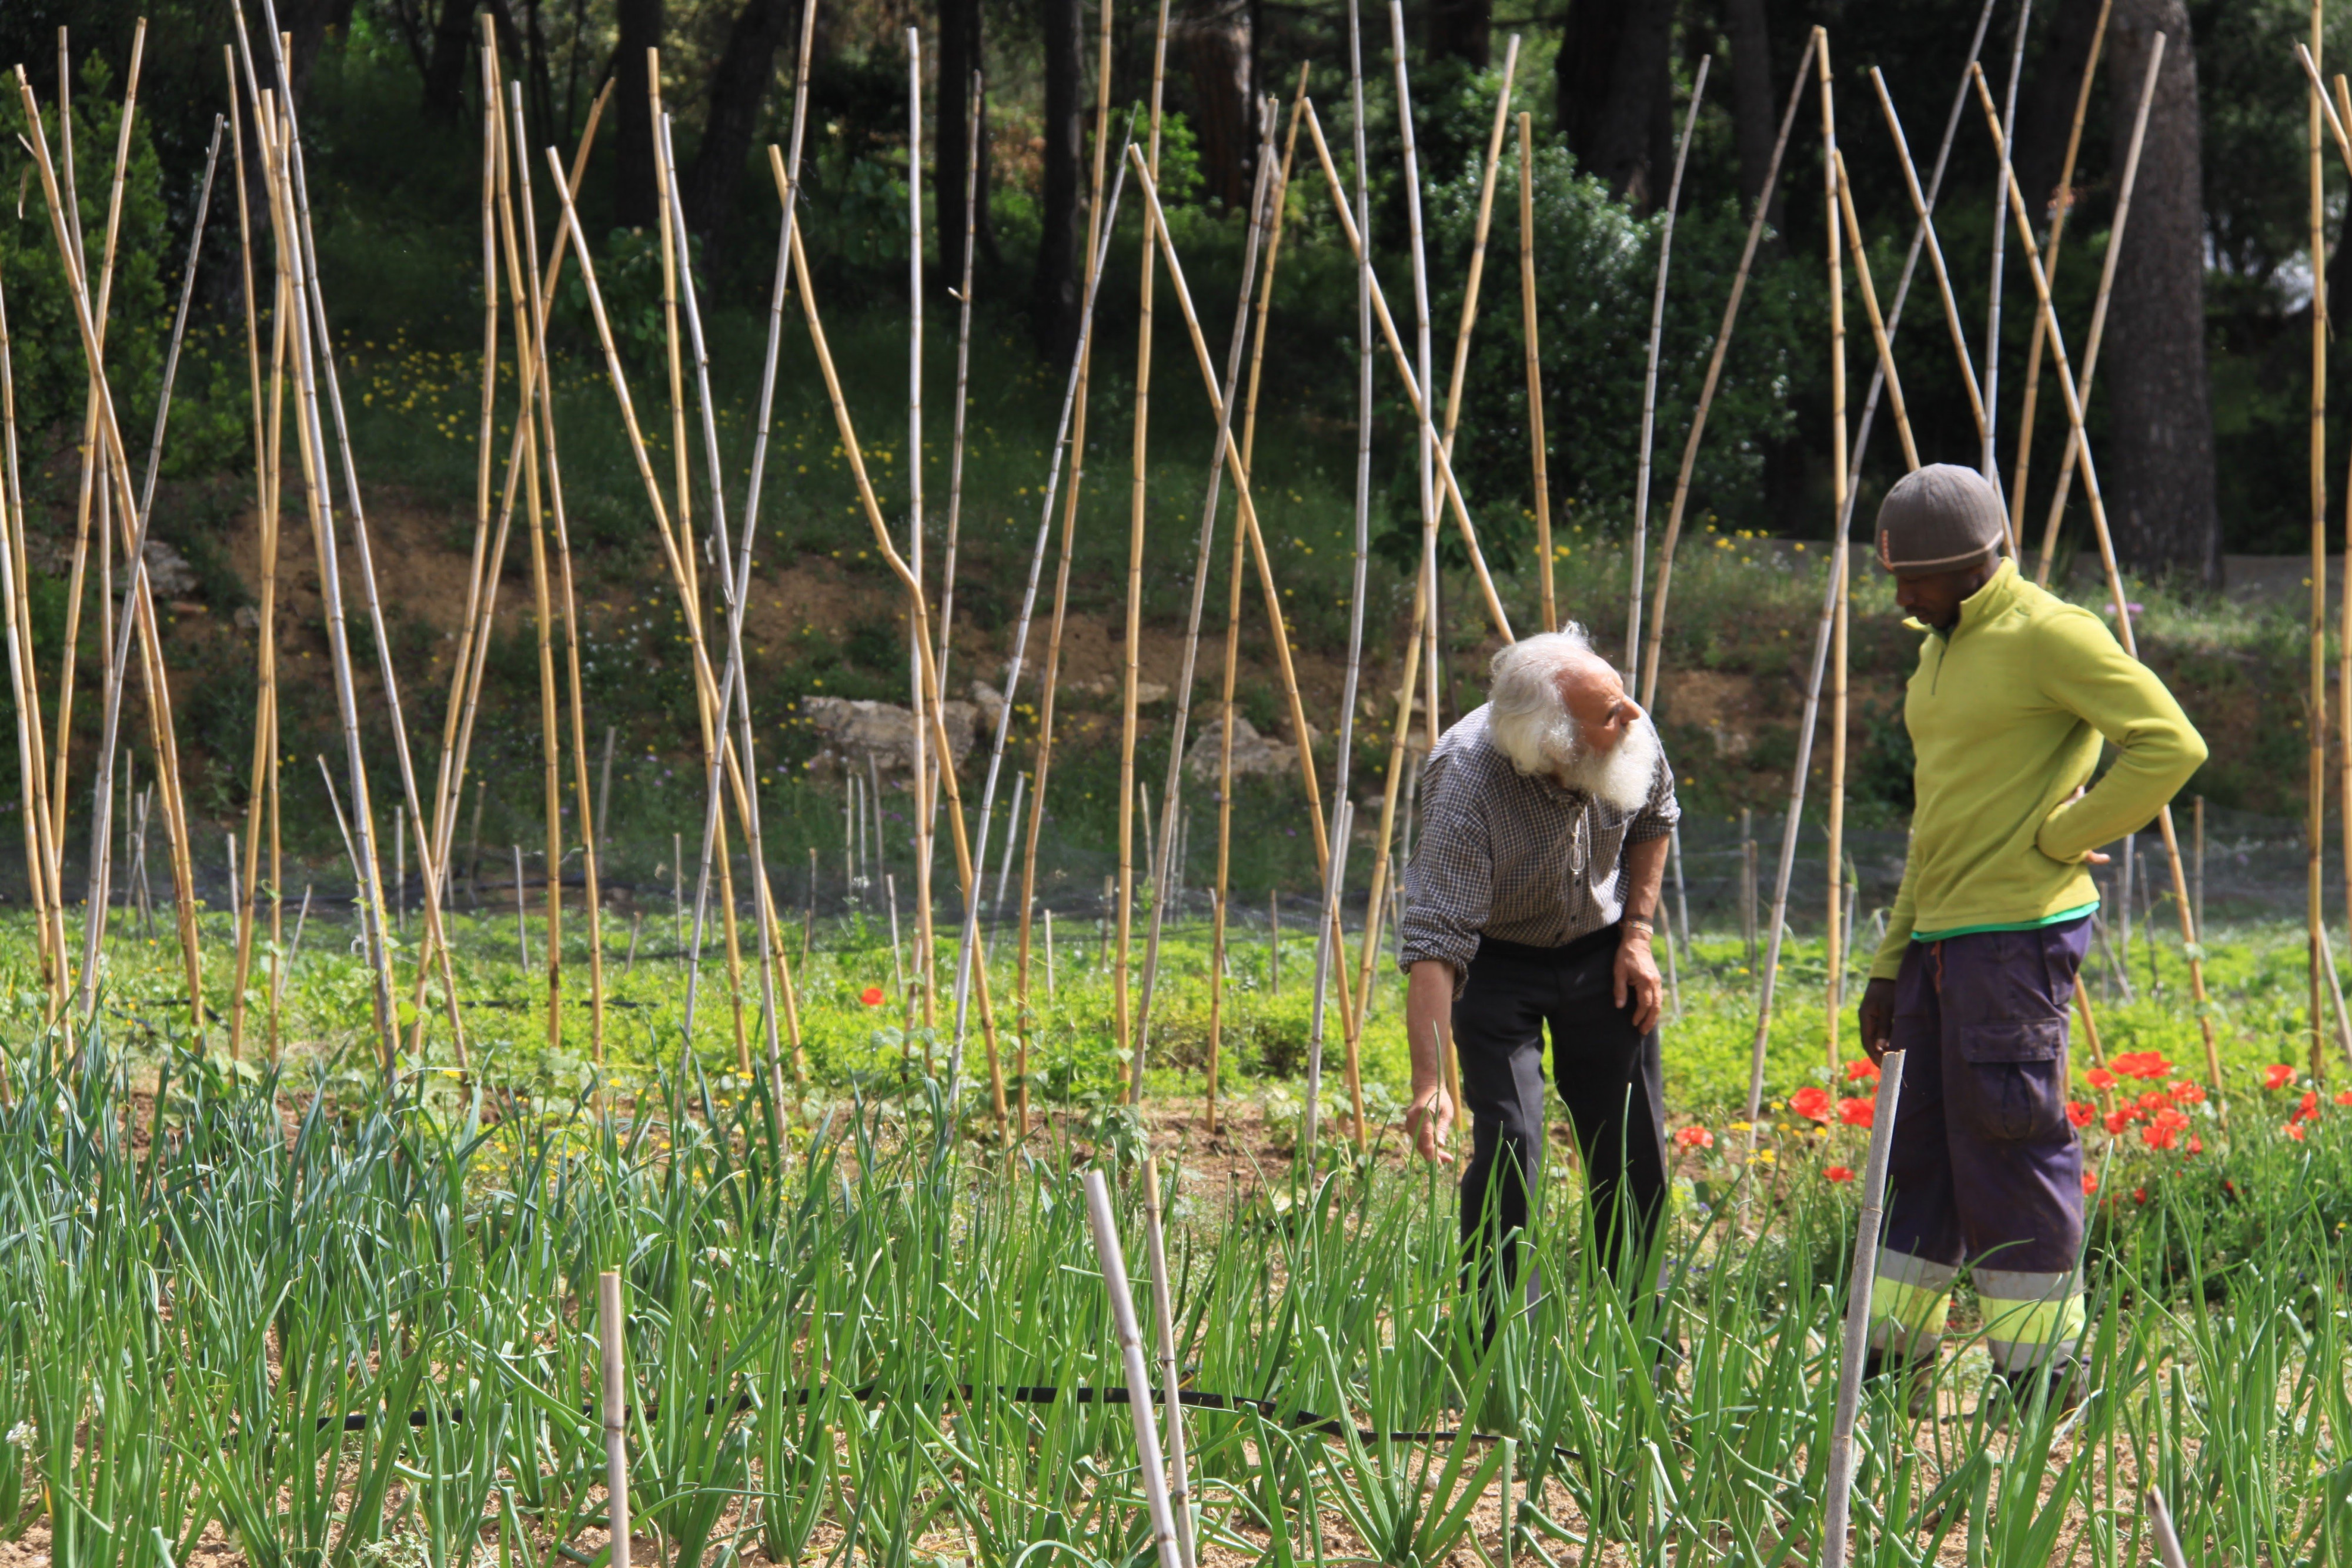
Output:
top-left (310, 1380), bottom-right (1571, 1456)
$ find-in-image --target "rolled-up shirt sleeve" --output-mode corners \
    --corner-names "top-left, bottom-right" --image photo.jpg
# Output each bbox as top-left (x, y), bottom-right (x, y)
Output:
top-left (1398, 755), bottom-right (1490, 993)
top-left (1626, 748), bottom-right (1680, 844)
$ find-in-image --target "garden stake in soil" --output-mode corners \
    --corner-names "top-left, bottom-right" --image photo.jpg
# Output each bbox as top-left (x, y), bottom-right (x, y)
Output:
top-left (1636, 26), bottom-right (1822, 709)
top-left (1822, 1048), bottom-right (1906, 1568)
top-left (1980, 0), bottom-right (2031, 483)
top-left (1518, 109), bottom-right (1552, 636)
top-left (0, 256), bottom-right (62, 1014)
top-left (1820, 47), bottom-right (1852, 1084)
top-left (906, 29), bottom-right (937, 1037)
top-left (2005, 0), bottom-right (2113, 546)
top-left (1115, 0), bottom-right (1174, 1096)
top-left (1081, 1171), bottom-right (1185, 1568)
top-left (1015, 0), bottom-right (1118, 1131)
top-left (1625, 54), bottom-right (1706, 676)
top-left (2032, 46), bottom-right (2167, 578)
top-left (1131, 101), bottom-right (1278, 1098)
top-left (2314, 11), bottom-right (2328, 1108)
top-left (1394, 4), bottom-right (1442, 744)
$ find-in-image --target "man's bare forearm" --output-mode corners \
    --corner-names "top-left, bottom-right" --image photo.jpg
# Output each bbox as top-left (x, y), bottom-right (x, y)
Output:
top-left (1621, 835), bottom-right (1669, 929)
top-left (1406, 959), bottom-right (1455, 1089)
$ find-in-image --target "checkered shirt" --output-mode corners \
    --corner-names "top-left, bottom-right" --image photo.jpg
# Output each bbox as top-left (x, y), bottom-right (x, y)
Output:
top-left (1398, 703), bottom-right (1679, 989)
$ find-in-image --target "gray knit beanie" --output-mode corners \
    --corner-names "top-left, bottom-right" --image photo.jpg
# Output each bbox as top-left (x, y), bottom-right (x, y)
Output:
top-left (1875, 463), bottom-right (2008, 573)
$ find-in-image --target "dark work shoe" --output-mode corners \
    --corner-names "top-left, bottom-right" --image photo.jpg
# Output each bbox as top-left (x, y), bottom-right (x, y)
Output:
top-left (1860, 1348), bottom-right (1937, 1420)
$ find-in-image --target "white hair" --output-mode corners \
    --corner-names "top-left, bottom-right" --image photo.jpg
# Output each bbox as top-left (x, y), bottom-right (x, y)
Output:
top-left (1487, 626), bottom-right (1606, 777)
top-left (1486, 624), bottom-right (1662, 812)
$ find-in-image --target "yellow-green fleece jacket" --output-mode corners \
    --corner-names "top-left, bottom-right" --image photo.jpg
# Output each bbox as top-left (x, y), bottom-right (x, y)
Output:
top-left (1867, 560), bottom-right (2207, 982)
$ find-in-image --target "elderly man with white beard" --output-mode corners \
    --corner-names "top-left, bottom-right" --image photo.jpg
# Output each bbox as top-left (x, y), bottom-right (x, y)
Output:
top-left (1399, 626), bottom-right (1678, 1324)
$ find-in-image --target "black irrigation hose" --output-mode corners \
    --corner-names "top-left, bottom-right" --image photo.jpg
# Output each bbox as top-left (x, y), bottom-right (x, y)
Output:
top-left (323, 1380), bottom-right (1550, 1452)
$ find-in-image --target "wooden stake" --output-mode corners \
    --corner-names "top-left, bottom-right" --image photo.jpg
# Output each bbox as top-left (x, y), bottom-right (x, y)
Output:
top-left (1131, 101), bottom-right (1279, 1098)
top-left (1627, 56), bottom-right (1709, 674)
top-left (1080, 1171), bottom-right (1185, 1568)
top-left (1637, 29), bottom-right (1822, 708)
top-left (2034, 49), bottom-right (2167, 579)
top-left (906, 29), bottom-right (937, 1040)
top-left (599, 1271), bottom-right (631, 1568)
top-left (2314, 0), bottom-right (2330, 1088)
top-left (1141, 1160), bottom-right (1195, 1568)
top-left (1211, 68), bottom-right (1312, 1136)
top-left (1115, 0), bottom-right (1174, 1092)
top-left (1822, 1049), bottom-right (1907, 1568)
top-left (1980, 0), bottom-right (2031, 482)
top-left (2006, 0), bottom-right (2113, 543)
top-left (1518, 109), bottom-right (1553, 636)
top-left (1821, 42), bottom-right (1849, 1085)
top-left (1015, 0), bottom-right (1117, 1108)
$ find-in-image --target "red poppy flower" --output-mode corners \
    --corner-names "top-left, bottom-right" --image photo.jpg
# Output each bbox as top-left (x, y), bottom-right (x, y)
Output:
top-left (2066, 1100), bottom-right (2096, 1128)
top-left (2293, 1090), bottom-right (2320, 1124)
top-left (1844, 1058), bottom-right (1881, 1083)
top-left (2104, 1108), bottom-right (2139, 1135)
top-left (1675, 1125), bottom-right (1715, 1149)
top-left (1824, 1165), bottom-right (1855, 1183)
top-left (2187, 1135), bottom-right (2203, 1155)
top-left (2336, 1090), bottom-right (2352, 1108)
top-left (2286, 1122), bottom-right (2308, 1142)
top-left (2081, 1169), bottom-right (2099, 1195)
top-left (2265, 1064), bottom-right (2296, 1091)
top-left (1836, 1096), bottom-right (1875, 1128)
top-left (2141, 1121), bottom-right (2179, 1152)
top-left (2137, 1089), bottom-right (2170, 1114)
top-left (2086, 1067), bottom-right (2118, 1091)
top-left (2168, 1081), bottom-right (2205, 1106)
top-left (860, 985), bottom-right (886, 1007)
top-left (1790, 1086), bottom-right (1834, 1122)
top-left (2113, 1051), bottom-right (2174, 1081)
top-left (2133, 1186), bottom-right (2149, 1205)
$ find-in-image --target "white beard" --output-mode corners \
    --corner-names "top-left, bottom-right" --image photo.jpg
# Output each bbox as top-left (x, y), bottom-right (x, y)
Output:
top-left (1555, 716), bottom-right (1662, 814)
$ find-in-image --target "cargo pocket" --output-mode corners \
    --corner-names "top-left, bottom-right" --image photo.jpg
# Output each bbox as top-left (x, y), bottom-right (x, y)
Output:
top-left (1955, 1018), bottom-right (2069, 1144)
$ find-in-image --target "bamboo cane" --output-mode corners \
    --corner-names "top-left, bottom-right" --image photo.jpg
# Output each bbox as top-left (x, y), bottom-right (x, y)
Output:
top-left (1131, 102), bottom-right (1278, 1099)
top-left (1080, 1171), bottom-right (1185, 1568)
top-left (1015, 0), bottom-right (1118, 1131)
top-left (938, 71), bottom-right (983, 701)
top-left (1441, 39), bottom-right (1522, 473)
top-left (734, 1), bottom-right (822, 1094)
top-left (599, 1271), bottom-right (631, 1568)
top-left (1969, 54), bottom-right (2226, 1112)
top-left (1299, 106), bottom-right (1514, 647)
top-left (75, 116), bottom-right (225, 1017)
top-left (1636, 29), bottom-right (1822, 708)
top-left (1981, 0), bottom-right (2032, 482)
top-left (1141, 1159), bottom-right (1195, 1568)
top-left (1392, 4), bottom-right (1443, 744)
top-left (2035, 48), bottom-right (2167, 580)
top-left (1867, 69), bottom-right (1987, 449)
top-left (957, 140), bottom-right (1135, 1121)
top-left (1115, 0), bottom-right (1174, 1093)
top-left (1518, 111), bottom-right (1553, 637)
top-left (1820, 44), bottom-right (1850, 1085)
top-left (50, 24), bottom-right (143, 872)
top-left (2006, 0), bottom-right (2113, 543)
top-left (1125, 148), bottom-right (1364, 1064)
top-left (771, 209), bottom-right (1007, 1121)
top-left (2313, 1), bottom-right (2328, 1087)
top-left (507, 81), bottom-right (610, 1068)
top-left (227, 49), bottom-right (280, 1061)
top-left (1822, 1048), bottom-right (1907, 1568)
top-left (0, 255), bottom-right (64, 1015)
top-left (660, 111), bottom-right (789, 1098)
top-left (2339, 75), bottom-right (2352, 1066)
top-left (409, 82), bottom-right (609, 1049)
top-left (1211, 66), bottom-right (1311, 1136)
top-left (239, 8), bottom-right (404, 1068)
top-left (1833, 151), bottom-right (1919, 474)
top-left (906, 29), bottom-right (937, 1037)
top-left (1627, 55), bottom-right (1709, 675)
top-left (485, 42), bottom-right (569, 1062)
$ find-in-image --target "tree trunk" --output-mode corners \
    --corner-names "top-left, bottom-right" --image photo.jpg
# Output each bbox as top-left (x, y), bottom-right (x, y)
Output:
top-left (1557, 0), bottom-right (1675, 209)
top-left (683, 0), bottom-right (797, 272)
top-left (1174, 0), bottom-right (1252, 210)
top-left (418, 0), bottom-right (477, 122)
top-left (1427, 0), bottom-right (1489, 69)
top-left (613, 0), bottom-right (663, 230)
top-left (1033, 0), bottom-right (1085, 362)
top-left (1722, 0), bottom-right (1779, 233)
top-left (936, 0), bottom-right (995, 284)
top-left (2102, 0), bottom-right (2218, 581)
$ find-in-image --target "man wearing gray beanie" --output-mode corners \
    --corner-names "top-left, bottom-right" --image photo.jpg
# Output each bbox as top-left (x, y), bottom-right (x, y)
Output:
top-left (1855, 464), bottom-right (2205, 1417)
